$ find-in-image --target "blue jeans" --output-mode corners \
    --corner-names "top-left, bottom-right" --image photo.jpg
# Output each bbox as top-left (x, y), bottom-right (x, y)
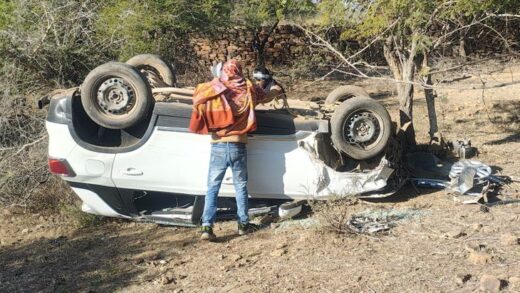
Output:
top-left (202, 142), bottom-right (249, 226)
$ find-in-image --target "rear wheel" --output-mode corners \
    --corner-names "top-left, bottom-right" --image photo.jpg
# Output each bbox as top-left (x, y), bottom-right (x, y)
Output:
top-left (325, 85), bottom-right (371, 105)
top-left (80, 62), bottom-right (153, 129)
top-left (126, 54), bottom-right (176, 87)
top-left (331, 97), bottom-right (392, 160)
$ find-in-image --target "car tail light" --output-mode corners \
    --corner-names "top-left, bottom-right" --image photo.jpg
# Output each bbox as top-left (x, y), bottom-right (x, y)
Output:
top-left (48, 158), bottom-right (76, 177)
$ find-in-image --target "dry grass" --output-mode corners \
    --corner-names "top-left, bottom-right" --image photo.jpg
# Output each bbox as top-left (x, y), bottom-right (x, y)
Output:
top-left (310, 196), bottom-right (360, 235)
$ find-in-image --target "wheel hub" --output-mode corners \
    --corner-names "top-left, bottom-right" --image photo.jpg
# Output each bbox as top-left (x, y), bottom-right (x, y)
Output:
top-left (97, 78), bottom-right (134, 114)
top-left (345, 112), bottom-right (379, 144)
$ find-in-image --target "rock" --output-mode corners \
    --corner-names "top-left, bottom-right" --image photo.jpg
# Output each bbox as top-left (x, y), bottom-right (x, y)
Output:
top-left (500, 233), bottom-right (519, 246)
top-left (455, 273), bottom-right (472, 285)
top-left (230, 254), bottom-right (242, 262)
top-left (134, 258), bottom-right (144, 265)
top-left (275, 243), bottom-right (287, 249)
top-left (21, 228), bottom-right (29, 234)
top-left (159, 273), bottom-right (175, 285)
top-left (446, 228), bottom-right (466, 239)
top-left (472, 223), bottom-right (483, 232)
top-left (479, 274), bottom-right (502, 292)
top-left (270, 249), bottom-right (287, 257)
top-left (468, 251), bottom-right (492, 265)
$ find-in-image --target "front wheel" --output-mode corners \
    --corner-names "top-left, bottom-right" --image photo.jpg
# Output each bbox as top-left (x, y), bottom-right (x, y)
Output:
top-left (330, 97), bottom-right (392, 160)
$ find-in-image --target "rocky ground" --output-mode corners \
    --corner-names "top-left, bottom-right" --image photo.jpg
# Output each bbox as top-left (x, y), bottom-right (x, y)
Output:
top-left (0, 59), bottom-right (519, 292)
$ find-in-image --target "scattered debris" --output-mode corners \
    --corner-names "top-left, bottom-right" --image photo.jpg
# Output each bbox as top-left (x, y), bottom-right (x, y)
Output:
top-left (448, 160), bottom-right (511, 204)
top-left (449, 160), bottom-right (491, 195)
top-left (347, 209), bottom-right (423, 234)
top-left (278, 201), bottom-right (305, 220)
top-left (410, 178), bottom-right (449, 189)
top-left (407, 152), bottom-right (514, 206)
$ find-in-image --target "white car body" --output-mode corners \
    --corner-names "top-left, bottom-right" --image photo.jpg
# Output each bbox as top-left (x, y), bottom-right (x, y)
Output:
top-left (46, 90), bottom-right (399, 225)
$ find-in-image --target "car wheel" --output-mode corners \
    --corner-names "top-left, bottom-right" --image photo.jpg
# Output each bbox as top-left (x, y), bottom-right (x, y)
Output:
top-left (80, 62), bottom-right (153, 129)
top-left (331, 97), bottom-right (392, 160)
top-left (324, 85), bottom-right (371, 105)
top-left (126, 54), bottom-right (176, 87)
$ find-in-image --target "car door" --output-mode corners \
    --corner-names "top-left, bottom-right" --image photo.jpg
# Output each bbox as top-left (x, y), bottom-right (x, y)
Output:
top-left (111, 129), bottom-right (212, 196)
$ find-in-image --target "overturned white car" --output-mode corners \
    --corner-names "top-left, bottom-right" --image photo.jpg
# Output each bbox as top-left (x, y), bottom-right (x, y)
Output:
top-left (44, 55), bottom-right (402, 226)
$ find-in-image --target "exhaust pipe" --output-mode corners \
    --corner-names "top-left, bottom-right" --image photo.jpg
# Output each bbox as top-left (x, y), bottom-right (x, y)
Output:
top-left (38, 95), bottom-right (51, 109)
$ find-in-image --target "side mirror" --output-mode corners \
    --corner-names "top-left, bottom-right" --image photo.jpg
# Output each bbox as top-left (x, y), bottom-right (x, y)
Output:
top-left (210, 62), bottom-right (223, 78)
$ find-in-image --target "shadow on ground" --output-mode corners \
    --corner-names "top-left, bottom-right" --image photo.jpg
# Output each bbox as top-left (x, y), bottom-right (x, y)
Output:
top-left (0, 222), bottom-right (196, 292)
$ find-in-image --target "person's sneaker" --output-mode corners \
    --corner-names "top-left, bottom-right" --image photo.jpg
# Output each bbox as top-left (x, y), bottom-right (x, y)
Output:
top-left (238, 223), bottom-right (260, 236)
top-left (200, 226), bottom-right (216, 241)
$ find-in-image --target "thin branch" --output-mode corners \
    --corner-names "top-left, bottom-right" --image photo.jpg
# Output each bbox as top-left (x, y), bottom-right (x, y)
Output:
top-left (433, 15), bottom-right (492, 49)
top-left (13, 135), bottom-right (47, 156)
top-left (488, 13), bottom-right (520, 19)
top-left (294, 24), bottom-right (369, 78)
top-left (347, 18), bottom-right (399, 61)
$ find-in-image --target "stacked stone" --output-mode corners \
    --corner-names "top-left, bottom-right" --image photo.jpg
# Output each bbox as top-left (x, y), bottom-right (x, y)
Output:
top-left (188, 24), bottom-right (334, 69)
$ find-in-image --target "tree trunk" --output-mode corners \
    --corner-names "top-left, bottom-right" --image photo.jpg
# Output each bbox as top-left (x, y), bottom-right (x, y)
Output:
top-left (422, 52), bottom-right (439, 142)
top-left (383, 36), bottom-right (417, 147)
top-left (458, 30), bottom-right (467, 59)
top-left (252, 21), bottom-right (279, 69)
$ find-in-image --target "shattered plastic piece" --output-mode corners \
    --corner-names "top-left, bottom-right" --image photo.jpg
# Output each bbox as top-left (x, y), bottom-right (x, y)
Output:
top-left (448, 160), bottom-right (496, 204)
top-left (455, 167), bottom-right (477, 194)
top-left (449, 160), bottom-right (492, 181)
top-left (449, 160), bottom-right (492, 195)
top-left (347, 209), bottom-right (423, 234)
top-left (349, 216), bottom-right (390, 234)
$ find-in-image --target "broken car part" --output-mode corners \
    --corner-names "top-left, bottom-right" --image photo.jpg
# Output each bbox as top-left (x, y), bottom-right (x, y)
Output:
top-left (448, 139), bottom-right (478, 159)
top-left (278, 200), bottom-right (306, 220)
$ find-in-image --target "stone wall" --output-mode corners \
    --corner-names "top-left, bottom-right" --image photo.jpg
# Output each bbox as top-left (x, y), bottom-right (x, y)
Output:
top-left (185, 21), bottom-right (520, 72)
top-left (188, 24), bottom-right (337, 69)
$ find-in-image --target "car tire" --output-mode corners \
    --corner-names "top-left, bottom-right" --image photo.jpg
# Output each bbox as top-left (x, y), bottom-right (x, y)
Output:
top-left (126, 54), bottom-right (176, 87)
top-left (325, 85), bottom-right (371, 105)
top-left (331, 97), bottom-right (392, 160)
top-left (80, 62), bottom-right (153, 129)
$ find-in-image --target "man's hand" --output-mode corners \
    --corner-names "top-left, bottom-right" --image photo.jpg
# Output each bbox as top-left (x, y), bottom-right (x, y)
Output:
top-left (267, 83), bottom-right (285, 100)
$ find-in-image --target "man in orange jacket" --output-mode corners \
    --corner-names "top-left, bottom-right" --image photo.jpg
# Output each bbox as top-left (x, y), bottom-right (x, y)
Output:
top-left (189, 60), bottom-right (283, 240)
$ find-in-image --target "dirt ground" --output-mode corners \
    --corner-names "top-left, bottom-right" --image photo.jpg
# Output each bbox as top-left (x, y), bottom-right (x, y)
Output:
top-left (1, 59), bottom-right (519, 293)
